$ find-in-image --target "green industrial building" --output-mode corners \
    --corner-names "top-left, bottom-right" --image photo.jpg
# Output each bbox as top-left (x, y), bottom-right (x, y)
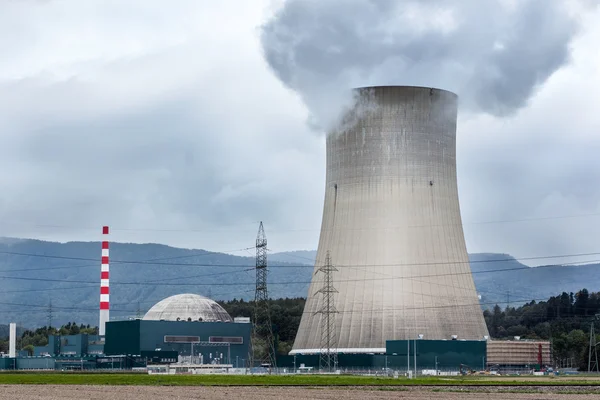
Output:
top-left (34, 334), bottom-right (105, 357)
top-left (277, 339), bottom-right (487, 371)
top-left (104, 319), bottom-right (251, 366)
top-left (1, 293), bottom-right (253, 371)
top-left (385, 339), bottom-right (487, 371)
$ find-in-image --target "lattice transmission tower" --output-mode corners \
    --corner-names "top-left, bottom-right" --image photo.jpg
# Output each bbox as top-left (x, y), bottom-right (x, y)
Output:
top-left (588, 314), bottom-right (600, 372)
top-left (314, 250), bottom-right (339, 372)
top-left (250, 221), bottom-right (277, 370)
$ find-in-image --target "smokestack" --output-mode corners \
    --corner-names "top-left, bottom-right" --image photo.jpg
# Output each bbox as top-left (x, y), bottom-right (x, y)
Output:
top-left (9, 322), bottom-right (16, 358)
top-left (99, 226), bottom-right (110, 336)
top-left (291, 86), bottom-right (489, 355)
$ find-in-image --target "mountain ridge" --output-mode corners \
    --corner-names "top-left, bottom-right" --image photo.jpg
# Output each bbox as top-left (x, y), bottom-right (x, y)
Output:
top-left (1, 237), bottom-right (599, 328)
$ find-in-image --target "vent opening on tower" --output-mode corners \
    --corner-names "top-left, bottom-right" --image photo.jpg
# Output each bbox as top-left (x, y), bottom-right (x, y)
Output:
top-left (332, 183), bottom-right (338, 222)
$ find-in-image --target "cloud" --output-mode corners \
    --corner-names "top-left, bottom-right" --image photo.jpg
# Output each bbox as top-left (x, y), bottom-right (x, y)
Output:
top-left (0, 0), bottom-right (324, 253)
top-left (457, 8), bottom-right (600, 264)
top-left (260, 0), bottom-right (584, 130)
top-left (0, 0), bottom-right (598, 272)
top-left (257, 0), bottom-right (600, 265)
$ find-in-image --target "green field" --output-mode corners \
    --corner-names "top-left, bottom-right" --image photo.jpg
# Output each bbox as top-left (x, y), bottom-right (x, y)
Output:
top-left (1, 373), bottom-right (600, 386)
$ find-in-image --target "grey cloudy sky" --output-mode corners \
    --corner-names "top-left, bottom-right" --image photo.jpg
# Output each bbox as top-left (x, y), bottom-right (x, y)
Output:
top-left (0, 0), bottom-right (599, 265)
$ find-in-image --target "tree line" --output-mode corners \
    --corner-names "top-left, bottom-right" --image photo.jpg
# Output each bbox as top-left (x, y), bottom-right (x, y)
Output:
top-left (485, 288), bottom-right (600, 369)
top-left (218, 297), bottom-right (305, 355)
top-left (222, 290), bottom-right (600, 369)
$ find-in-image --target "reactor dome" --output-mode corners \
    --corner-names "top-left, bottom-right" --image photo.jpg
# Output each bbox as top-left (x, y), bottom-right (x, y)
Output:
top-left (143, 293), bottom-right (232, 322)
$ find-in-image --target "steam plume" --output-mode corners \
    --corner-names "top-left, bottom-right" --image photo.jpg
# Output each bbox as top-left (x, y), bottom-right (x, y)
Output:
top-left (261, 0), bottom-right (582, 130)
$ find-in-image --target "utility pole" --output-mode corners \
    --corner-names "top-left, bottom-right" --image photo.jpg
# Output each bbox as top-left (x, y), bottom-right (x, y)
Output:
top-left (588, 314), bottom-right (600, 372)
top-left (250, 222), bottom-right (276, 371)
top-left (47, 298), bottom-right (53, 329)
top-left (414, 340), bottom-right (417, 377)
top-left (407, 340), bottom-right (410, 374)
top-left (314, 250), bottom-right (339, 372)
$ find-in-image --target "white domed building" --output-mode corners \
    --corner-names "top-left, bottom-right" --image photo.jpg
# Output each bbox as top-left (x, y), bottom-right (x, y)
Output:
top-left (143, 293), bottom-right (232, 323)
top-left (103, 293), bottom-right (252, 366)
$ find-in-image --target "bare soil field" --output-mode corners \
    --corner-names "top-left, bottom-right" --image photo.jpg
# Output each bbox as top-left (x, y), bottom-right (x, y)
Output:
top-left (1, 385), bottom-right (600, 400)
top-left (473, 376), bottom-right (600, 382)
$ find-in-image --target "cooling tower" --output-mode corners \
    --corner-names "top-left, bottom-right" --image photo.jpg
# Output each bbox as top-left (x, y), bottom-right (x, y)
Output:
top-left (291, 86), bottom-right (489, 354)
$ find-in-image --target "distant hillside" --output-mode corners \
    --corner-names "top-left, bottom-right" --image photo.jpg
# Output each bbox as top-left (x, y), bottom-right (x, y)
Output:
top-left (2, 238), bottom-right (600, 328)
top-left (470, 253), bottom-right (600, 309)
top-left (269, 250), bottom-right (316, 265)
top-left (0, 239), bottom-right (311, 328)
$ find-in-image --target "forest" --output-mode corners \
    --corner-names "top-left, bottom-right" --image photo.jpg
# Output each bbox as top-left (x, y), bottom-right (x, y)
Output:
top-left (3, 290), bottom-right (600, 370)
top-left (219, 297), bottom-right (306, 355)
top-left (484, 288), bottom-right (600, 369)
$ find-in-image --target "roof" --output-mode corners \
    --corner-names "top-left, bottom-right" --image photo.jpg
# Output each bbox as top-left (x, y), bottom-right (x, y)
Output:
top-left (143, 293), bottom-right (232, 322)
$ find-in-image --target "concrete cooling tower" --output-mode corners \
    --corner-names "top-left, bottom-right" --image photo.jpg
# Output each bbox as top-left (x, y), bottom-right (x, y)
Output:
top-left (291, 86), bottom-right (489, 355)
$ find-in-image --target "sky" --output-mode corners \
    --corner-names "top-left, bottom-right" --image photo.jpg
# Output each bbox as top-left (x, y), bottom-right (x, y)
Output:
top-left (0, 0), bottom-right (599, 266)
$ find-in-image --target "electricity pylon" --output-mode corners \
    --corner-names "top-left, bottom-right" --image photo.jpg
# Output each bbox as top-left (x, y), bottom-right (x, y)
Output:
top-left (314, 250), bottom-right (338, 372)
top-left (250, 221), bottom-right (277, 371)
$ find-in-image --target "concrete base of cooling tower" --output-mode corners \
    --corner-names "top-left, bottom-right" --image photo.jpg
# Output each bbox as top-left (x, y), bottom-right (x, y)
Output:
top-left (289, 348), bottom-right (386, 355)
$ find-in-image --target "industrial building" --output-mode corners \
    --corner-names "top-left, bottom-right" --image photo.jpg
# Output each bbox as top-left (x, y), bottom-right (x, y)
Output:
top-left (0, 293), bottom-right (251, 371)
top-left (487, 340), bottom-right (552, 372)
top-left (279, 339), bottom-right (488, 373)
top-left (104, 319), bottom-right (250, 366)
top-left (34, 333), bottom-right (104, 356)
top-left (292, 85), bottom-right (489, 355)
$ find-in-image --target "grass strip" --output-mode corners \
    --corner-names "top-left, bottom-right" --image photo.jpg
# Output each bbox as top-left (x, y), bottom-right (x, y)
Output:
top-left (1, 373), bottom-right (600, 387)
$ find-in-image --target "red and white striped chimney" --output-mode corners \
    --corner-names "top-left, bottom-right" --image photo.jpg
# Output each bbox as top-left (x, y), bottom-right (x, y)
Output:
top-left (99, 226), bottom-right (110, 336)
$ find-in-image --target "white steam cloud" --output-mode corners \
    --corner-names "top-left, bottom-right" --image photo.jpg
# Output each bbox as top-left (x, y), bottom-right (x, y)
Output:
top-left (260, 0), bottom-right (583, 131)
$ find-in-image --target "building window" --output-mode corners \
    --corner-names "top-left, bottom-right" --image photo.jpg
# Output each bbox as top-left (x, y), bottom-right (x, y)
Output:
top-left (208, 336), bottom-right (243, 344)
top-left (164, 335), bottom-right (200, 343)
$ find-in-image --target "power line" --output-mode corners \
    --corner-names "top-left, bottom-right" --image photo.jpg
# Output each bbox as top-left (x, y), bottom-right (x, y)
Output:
top-left (0, 296), bottom-right (580, 317)
top-left (268, 252), bottom-right (315, 264)
top-left (4, 210), bottom-right (600, 233)
top-left (0, 277), bottom-right (576, 318)
top-left (0, 301), bottom-right (134, 313)
top-left (0, 288), bottom-right (258, 314)
top-left (1, 249), bottom-right (600, 270)
top-left (1, 244), bottom-right (599, 324)
top-left (136, 268), bottom-right (254, 284)
top-left (5, 289), bottom-right (600, 320)
top-left (0, 247), bottom-right (257, 273)
top-left (1, 285), bottom-right (97, 294)
top-left (1, 256), bottom-right (600, 288)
